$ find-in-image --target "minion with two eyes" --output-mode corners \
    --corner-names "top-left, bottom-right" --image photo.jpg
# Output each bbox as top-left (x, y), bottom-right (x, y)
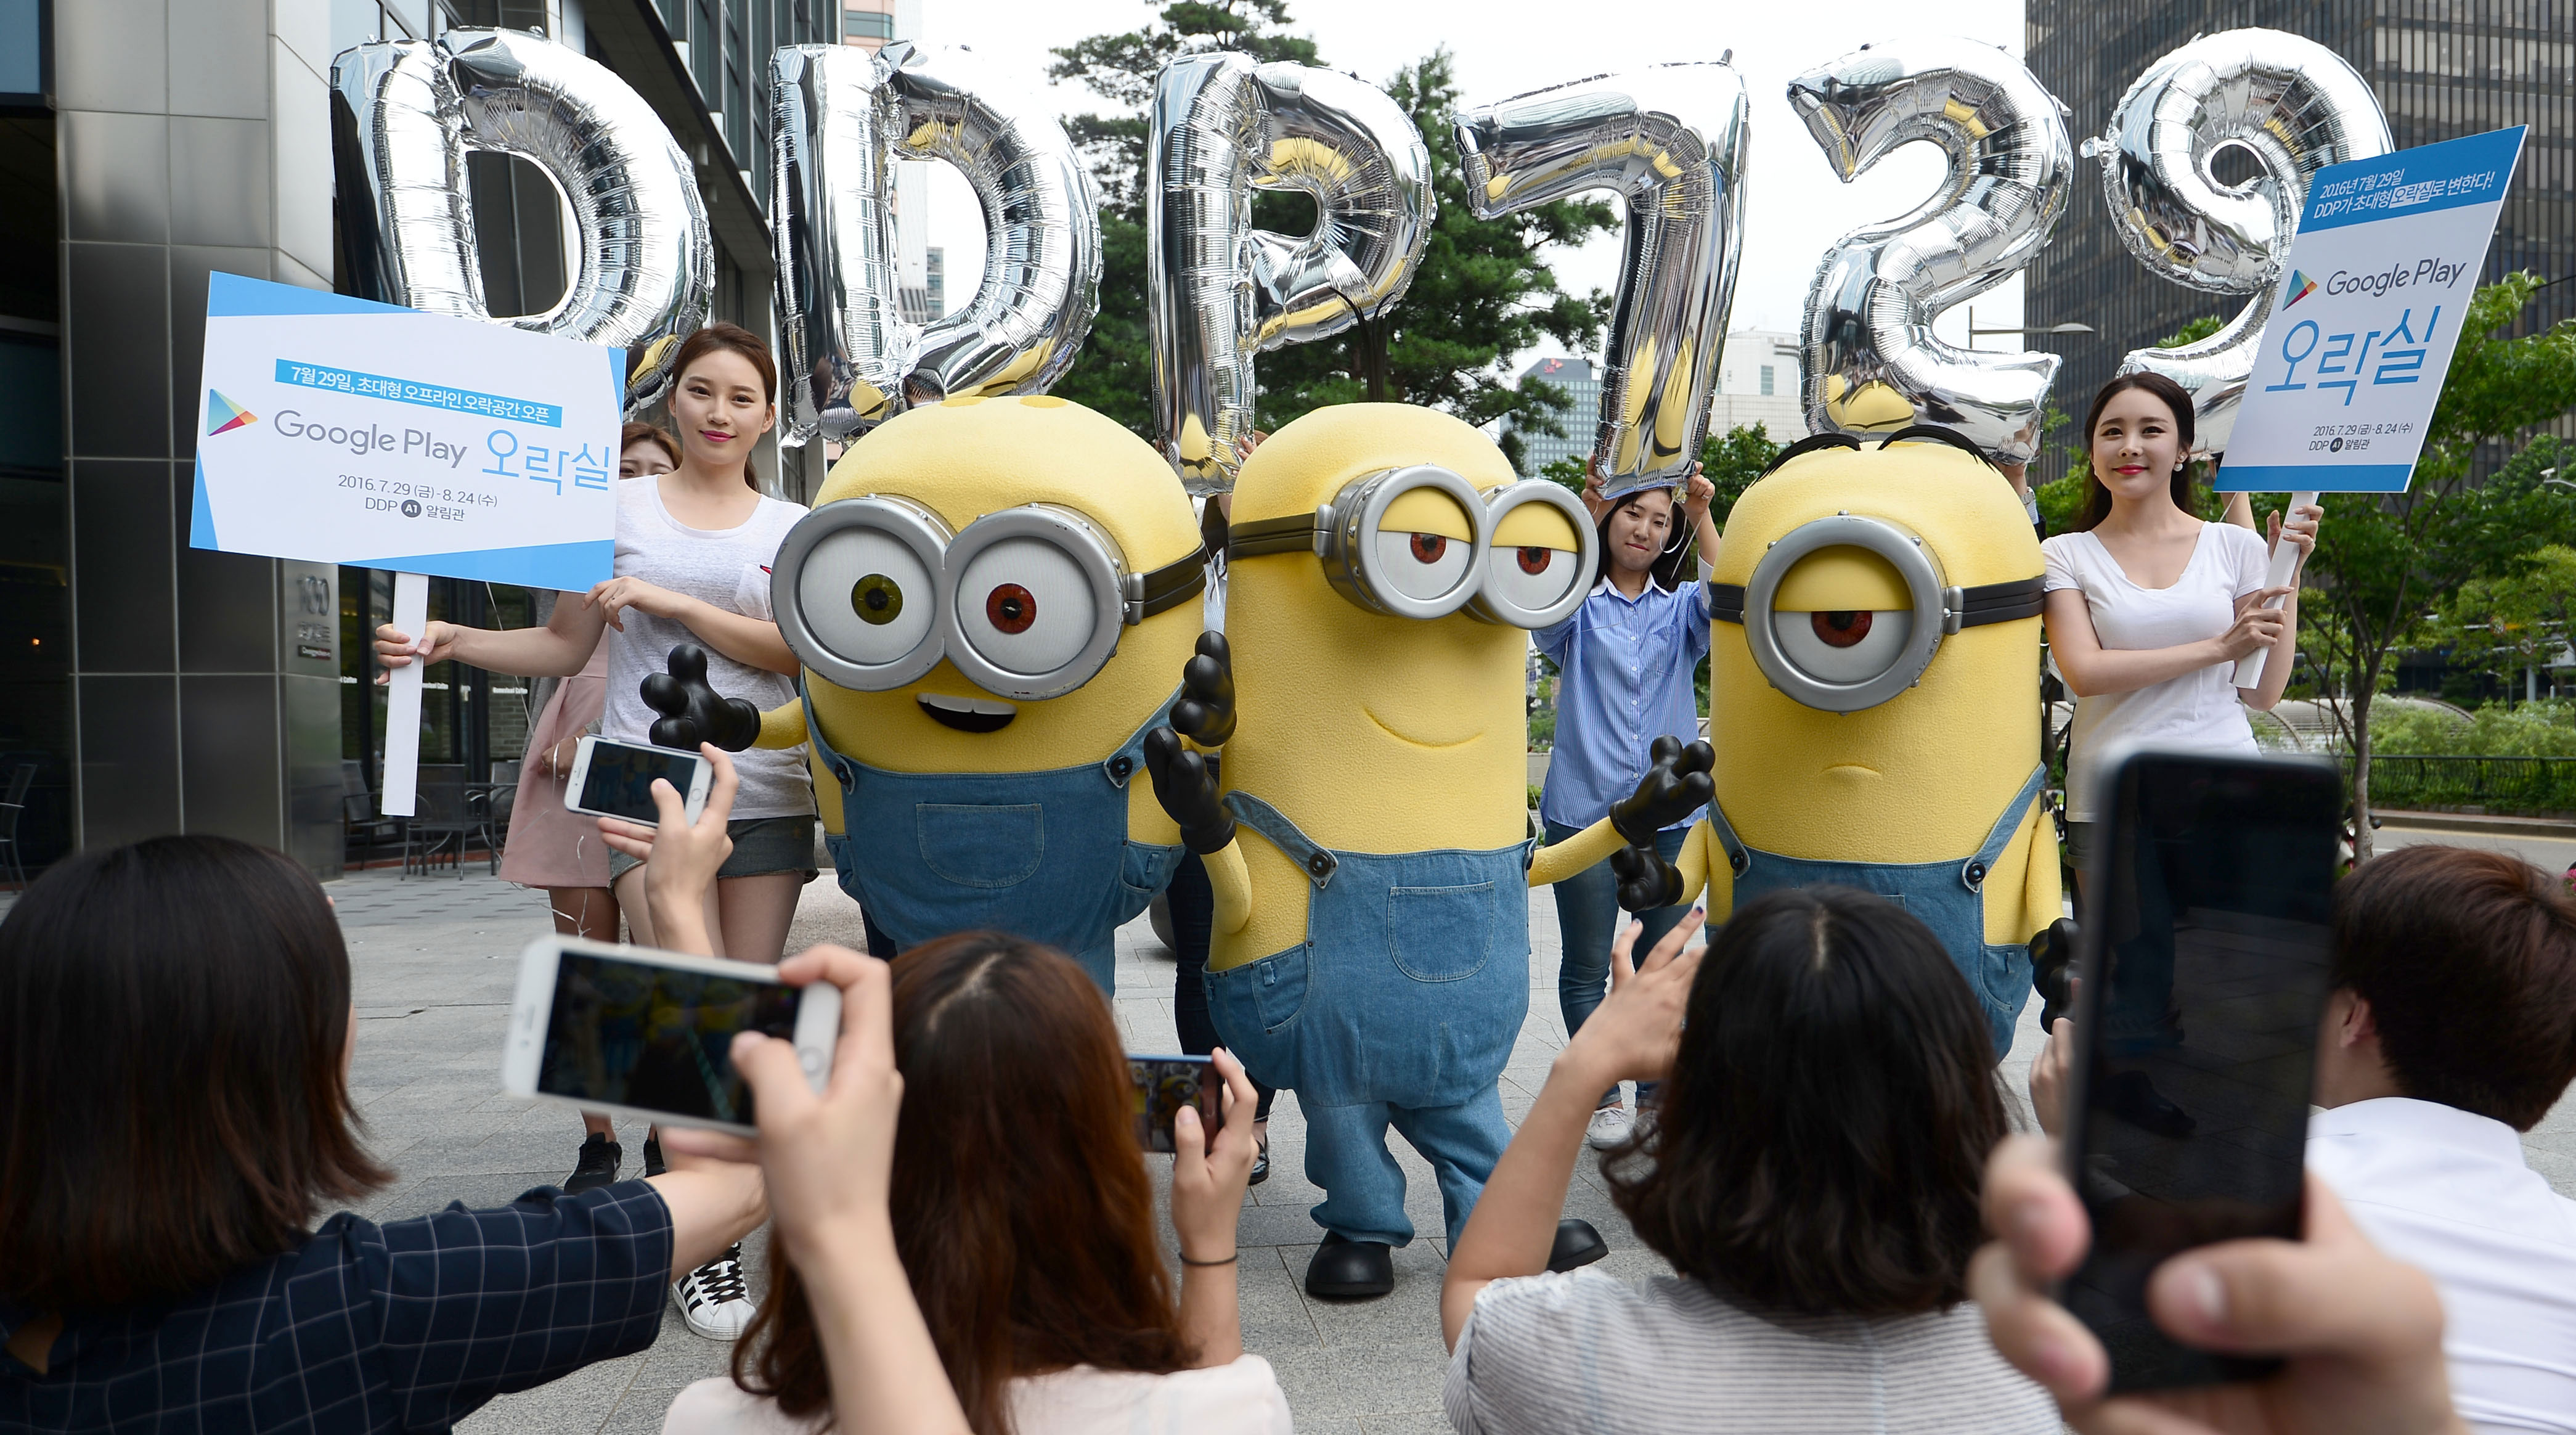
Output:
top-left (1625, 427), bottom-right (2060, 1057)
top-left (1144, 403), bottom-right (1710, 1301)
top-left (752, 395), bottom-right (1210, 992)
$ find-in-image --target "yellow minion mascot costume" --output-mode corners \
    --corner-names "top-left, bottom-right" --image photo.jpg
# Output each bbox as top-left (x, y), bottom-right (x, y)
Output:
top-left (1144, 404), bottom-right (1711, 1299)
top-left (753, 395), bottom-right (1210, 992)
top-left (1628, 427), bottom-right (2060, 1055)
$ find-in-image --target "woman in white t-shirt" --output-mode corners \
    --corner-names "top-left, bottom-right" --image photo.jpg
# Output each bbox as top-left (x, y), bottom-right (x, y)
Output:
top-left (2041, 372), bottom-right (2319, 875)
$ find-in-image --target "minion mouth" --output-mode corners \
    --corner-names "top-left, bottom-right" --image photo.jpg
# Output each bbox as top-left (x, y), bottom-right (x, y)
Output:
top-left (917, 693), bottom-right (1017, 734)
top-left (1362, 705), bottom-right (1482, 750)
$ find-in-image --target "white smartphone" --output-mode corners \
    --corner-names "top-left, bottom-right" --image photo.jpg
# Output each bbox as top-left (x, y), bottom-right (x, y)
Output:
top-left (565, 735), bottom-right (713, 828)
top-left (501, 935), bottom-right (841, 1137)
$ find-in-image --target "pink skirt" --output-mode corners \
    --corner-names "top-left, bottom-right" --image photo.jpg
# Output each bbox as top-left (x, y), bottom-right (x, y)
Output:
top-left (499, 648), bottom-right (614, 890)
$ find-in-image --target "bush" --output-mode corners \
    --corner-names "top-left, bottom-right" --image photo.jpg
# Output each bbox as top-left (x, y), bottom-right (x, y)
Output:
top-left (2370, 699), bottom-right (2576, 758)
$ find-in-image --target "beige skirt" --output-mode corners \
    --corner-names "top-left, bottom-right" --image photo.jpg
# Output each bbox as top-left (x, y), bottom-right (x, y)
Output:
top-left (499, 645), bottom-right (613, 889)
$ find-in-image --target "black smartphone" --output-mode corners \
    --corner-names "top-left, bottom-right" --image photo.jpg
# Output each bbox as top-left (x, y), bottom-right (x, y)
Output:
top-left (2058, 750), bottom-right (2344, 1392)
top-left (1128, 1055), bottom-right (1220, 1154)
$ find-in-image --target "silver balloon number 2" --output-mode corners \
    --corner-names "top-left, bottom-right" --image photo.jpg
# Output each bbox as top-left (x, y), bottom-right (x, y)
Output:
top-left (1791, 38), bottom-right (2073, 464)
top-left (2090, 30), bottom-right (2391, 454)
top-left (330, 29), bottom-right (712, 414)
top-left (1148, 54), bottom-right (1436, 493)
top-left (1454, 64), bottom-right (1751, 501)
top-left (770, 43), bottom-right (1101, 445)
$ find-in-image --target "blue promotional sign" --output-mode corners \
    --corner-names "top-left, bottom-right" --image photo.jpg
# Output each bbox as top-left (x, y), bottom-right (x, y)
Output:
top-left (190, 273), bottom-right (626, 589)
top-left (2217, 126), bottom-right (2525, 493)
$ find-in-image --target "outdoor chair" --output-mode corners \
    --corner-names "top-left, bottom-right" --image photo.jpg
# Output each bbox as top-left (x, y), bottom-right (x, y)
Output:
top-left (401, 765), bottom-right (479, 878)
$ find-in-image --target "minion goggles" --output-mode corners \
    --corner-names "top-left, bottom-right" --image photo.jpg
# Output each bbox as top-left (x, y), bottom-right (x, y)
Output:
top-left (1225, 465), bottom-right (1598, 628)
top-left (770, 497), bottom-right (1207, 701)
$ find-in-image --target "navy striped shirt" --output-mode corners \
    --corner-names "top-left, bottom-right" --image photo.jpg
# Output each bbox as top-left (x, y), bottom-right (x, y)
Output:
top-left (0, 1180), bottom-right (670, 1433)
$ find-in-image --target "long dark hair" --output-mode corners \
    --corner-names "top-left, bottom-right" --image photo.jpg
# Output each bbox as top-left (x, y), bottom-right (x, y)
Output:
top-left (668, 321), bottom-right (778, 491)
top-left (737, 933), bottom-right (1191, 1434)
top-left (1594, 485), bottom-right (1694, 592)
top-left (0, 836), bottom-right (391, 1309)
top-left (1607, 886), bottom-right (2010, 1317)
top-left (2074, 372), bottom-right (2199, 532)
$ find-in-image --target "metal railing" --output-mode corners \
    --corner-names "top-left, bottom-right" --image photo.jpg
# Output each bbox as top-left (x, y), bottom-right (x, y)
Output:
top-left (2347, 755), bottom-right (2576, 818)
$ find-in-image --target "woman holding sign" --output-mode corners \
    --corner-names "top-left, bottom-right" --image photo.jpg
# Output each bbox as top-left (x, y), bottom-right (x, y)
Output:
top-left (377, 326), bottom-right (812, 1341)
top-left (2040, 372), bottom-right (2321, 881)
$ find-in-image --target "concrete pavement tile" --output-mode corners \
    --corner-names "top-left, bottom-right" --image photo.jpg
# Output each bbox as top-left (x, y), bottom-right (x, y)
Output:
top-left (454, 1341), bottom-right (642, 1433)
top-left (1359, 1413), bottom-right (1457, 1434)
top-left (1259, 1342), bottom-right (1451, 1422)
top-left (1228, 1245), bottom-right (1326, 1352)
top-left (1276, 1239), bottom-right (1449, 1352)
top-left (1284, 1421), bottom-right (1364, 1435)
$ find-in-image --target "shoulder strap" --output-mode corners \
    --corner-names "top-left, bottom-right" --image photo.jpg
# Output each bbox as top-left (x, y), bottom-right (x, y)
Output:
top-left (1961, 764), bottom-right (2050, 893)
top-left (1700, 795), bottom-right (1750, 879)
top-left (1222, 790), bottom-right (1339, 889)
top-left (799, 677), bottom-right (855, 793)
top-left (1100, 684), bottom-right (1187, 789)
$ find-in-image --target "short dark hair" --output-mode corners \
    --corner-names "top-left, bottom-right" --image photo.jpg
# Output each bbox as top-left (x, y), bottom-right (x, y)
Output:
top-left (0, 836), bottom-right (389, 1309)
top-left (669, 321), bottom-right (778, 489)
top-left (1592, 485), bottom-right (1693, 591)
top-left (2075, 371), bottom-right (2199, 532)
top-left (1608, 886), bottom-right (2010, 1317)
top-left (2331, 844), bottom-right (2576, 1130)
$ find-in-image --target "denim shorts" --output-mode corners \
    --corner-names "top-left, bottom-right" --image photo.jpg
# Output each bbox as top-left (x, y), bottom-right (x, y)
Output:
top-left (2061, 819), bottom-right (2095, 873)
top-left (607, 814), bottom-right (818, 885)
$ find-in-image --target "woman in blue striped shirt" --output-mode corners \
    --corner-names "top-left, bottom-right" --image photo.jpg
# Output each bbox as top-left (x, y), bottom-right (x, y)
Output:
top-left (1535, 467), bottom-right (1722, 1148)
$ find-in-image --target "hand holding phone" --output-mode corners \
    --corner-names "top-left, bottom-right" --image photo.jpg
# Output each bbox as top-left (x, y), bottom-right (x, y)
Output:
top-left (595, 744), bottom-right (738, 953)
top-left (567, 736), bottom-right (714, 828)
top-left (1164, 1049), bottom-right (1259, 1269)
top-left (1971, 1134), bottom-right (2463, 1435)
top-left (1128, 1056), bottom-right (1220, 1155)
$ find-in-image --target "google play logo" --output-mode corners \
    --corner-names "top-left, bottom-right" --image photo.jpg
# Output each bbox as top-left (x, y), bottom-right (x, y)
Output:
top-left (2283, 270), bottom-right (2318, 307)
top-left (205, 390), bottom-right (257, 436)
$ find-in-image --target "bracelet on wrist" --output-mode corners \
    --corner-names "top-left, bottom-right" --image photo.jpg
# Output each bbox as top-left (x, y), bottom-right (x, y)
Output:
top-left (1178, 1249), bottom-right (1239, 1267)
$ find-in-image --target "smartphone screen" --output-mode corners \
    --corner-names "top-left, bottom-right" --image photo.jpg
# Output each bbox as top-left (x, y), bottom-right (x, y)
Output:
top-left (579, 741), bottom-right (701, 824)
top-left (538, 949), bottom-right (802, 1127)
top-left (1128, 1055), bottom-right (1219, 1154)
top-left (2062, 751), bottom-right (2344, 1392)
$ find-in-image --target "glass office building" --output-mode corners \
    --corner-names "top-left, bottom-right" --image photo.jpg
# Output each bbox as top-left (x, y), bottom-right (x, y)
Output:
top-left (2024, 1), bottom-right (2575, 480)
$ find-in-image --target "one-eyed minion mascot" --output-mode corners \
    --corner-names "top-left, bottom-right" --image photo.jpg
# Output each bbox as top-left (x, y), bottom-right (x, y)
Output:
top-left (1629, 427), bottom-right (2059, 1057)
top-left (1142, 403), bottom-right (1711, 1301)
top-left (753, 395), bottom-right (1211, 992)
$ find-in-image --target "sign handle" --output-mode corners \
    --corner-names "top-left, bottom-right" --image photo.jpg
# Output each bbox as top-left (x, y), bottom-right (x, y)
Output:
top-left (380, 571), bottom-right (430, 817)
top-left (2232, 491), bottom-right (2319, 690)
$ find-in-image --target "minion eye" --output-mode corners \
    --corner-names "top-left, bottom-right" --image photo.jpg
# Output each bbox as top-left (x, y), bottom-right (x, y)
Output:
top-left (1482, 542), bottom-right (1580, 616)
top-left (1375, 528), bottom-right (1472, 600)
top-left (953, 537), bottom-right (1096, 677)
top-left (1773, 607), bottom-right (1913, 682)
top-left (801, 527), bottom-right (936, 666)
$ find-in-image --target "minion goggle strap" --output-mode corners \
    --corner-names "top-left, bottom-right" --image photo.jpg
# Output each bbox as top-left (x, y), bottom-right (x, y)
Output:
top-left (772, 495), bottom-right (1207, 701)
top-left (1709, 513), bottom-right (2044, 713)
top-left (1226, 465), bottom-right (1598, 629)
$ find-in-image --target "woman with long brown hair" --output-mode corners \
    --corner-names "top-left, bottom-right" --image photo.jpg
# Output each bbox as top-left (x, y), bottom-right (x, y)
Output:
top-left (660, 931), bottom-right (1283, 1435)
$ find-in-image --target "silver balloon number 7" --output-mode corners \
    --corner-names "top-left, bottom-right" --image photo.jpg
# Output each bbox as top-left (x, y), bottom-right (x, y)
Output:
top-left (1791, 38), bottom-right (2074, 465)
top-left (1453, 63), bottom-right (1751, 502)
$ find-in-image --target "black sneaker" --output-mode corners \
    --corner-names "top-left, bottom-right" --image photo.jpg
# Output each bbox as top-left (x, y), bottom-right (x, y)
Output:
top-left (564, 1134), bottom-right (621, 1194)
top-left (642, 1132), bottom-right (666, 1179)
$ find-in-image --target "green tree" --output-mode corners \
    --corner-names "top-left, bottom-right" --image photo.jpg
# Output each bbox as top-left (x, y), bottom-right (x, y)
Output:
top-left (2281, 274), bottom-right (2576, 858)
top-left (2424, 522), bottom-right (2576, 698)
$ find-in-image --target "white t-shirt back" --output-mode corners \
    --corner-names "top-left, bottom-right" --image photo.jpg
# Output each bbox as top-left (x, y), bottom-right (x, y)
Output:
top-left (657, 1355), bottom-right (1294, 1435)
top-left (2042, 522), bottom-right (2268, 822)
top-left (606, 476), bottom-right (813, 821)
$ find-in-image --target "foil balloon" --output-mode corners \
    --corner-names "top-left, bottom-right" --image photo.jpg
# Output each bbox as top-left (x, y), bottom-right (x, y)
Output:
top-left (2090, 30), bottom-right (2391, 454)
top-left (1148, 54), bottom-right (1435, 493)
top-left (330, 29), bottom-right (713, 415)
top-left (770, 42), bottom-right (1100, 445)
top-left (1454, 63), bottom-right (1750, 501)
top-left (1790, 37), bottom-right (2074, 464)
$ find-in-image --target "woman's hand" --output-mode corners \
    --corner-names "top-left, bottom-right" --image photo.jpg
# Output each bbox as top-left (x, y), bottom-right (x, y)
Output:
top-left (2212, 588), bottom-right (2296, 661)
top-left (1971, 1135), bottom-right (2464, 1435)
top-left (534, 736), bottom-right (580, 778)
top-left (2028, 1017), bottom-right (2073, 1139)
top-left (2267, 502), bottom-right (2323, 570)
top-left (587, 576), bottom-right (693, 632)
top-left (1170, 1048), bottom-right (1259, 1263)
top-left (1579, 457), bottom-right (1612, 522)
top-left (1681, 467), bottom-right (1715, 528)
top-left (1561, 909), bottom-right (1707, 1088)
top-left (596, 744), bottom-right (737, 953)
top-left (372, 620), bottom-right (460, 681)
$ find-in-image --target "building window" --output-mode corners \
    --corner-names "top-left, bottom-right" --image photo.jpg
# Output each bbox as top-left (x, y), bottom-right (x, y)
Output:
top-left (1758, 365), bottom-right (1774, 396)
top-left (844, 9), bottom-right (893, 38)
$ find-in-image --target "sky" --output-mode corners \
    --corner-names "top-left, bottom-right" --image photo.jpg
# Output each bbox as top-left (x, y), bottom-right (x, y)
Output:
top-left (909, 0), bottom-right (2034, 363)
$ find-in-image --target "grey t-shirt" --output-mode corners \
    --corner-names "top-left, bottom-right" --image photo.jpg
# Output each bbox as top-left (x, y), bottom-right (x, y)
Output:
top-left (606, 477), bottom-right (813, 820)
top-left (1446, 1269), bottom-right (2058, 1435)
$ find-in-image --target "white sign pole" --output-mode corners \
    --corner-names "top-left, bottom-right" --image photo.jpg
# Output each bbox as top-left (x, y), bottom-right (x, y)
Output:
top-left (380, 571), bottom-right (430, 817)
top-left (2233, 489), bottom-right (2320, 690)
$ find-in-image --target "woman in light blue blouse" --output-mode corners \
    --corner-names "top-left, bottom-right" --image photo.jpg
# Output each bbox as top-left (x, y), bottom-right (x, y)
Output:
top-left (1535, 465), bottom-right (1721, 1148)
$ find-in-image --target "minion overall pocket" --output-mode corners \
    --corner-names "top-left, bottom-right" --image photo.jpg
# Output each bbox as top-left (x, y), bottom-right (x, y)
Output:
top-left (1204, 945), bottom-right (1313, 1092)
top-left (1387, 884), bottom-right (1496, 981)
top-left (917, 804), bottom-right (1045, 887)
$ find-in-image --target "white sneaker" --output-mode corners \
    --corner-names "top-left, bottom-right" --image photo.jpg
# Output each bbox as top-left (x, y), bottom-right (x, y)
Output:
top-left (1632, 1108), bottom-right (1658, 1145)
top-left (673, 1244), bottom-right (756, 1339)
top-left (1585, 1104), bottom-right (1634, 1150)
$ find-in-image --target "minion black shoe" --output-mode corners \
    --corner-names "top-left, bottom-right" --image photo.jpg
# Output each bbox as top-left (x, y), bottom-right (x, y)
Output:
top-left (1547, 1217), bottom-right (1608, 1272)
top-left (563, 1134), bottom-right (621, 1195)
top-left (1305, 1232), bottom-right (1394, 1299)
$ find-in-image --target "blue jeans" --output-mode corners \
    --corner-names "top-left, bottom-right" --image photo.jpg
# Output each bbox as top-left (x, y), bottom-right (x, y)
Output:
top-left (1546, 820), bottom-right (1692, 1109)
top-left (1304, 1085), bottom-right (1510, 1249)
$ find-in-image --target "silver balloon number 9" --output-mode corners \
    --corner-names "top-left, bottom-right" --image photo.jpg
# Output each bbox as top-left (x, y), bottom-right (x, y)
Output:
top-left (770, 43), bottom-right (1101, 445)
top-left (330, 29), bottom-right (712, 414)
top-left (1148, 54), bottom-right (1435, 493)
top-left (1454, 63), bottom-right (1751, 501)
top-left (1790, 38), bottom-right (2073, 464)
top-left (2091, 30), bottom-right (2391, 454)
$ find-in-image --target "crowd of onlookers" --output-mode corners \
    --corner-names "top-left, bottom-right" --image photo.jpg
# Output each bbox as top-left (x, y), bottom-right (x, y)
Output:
top-left (2, 739), bottom-right (2570, 1435)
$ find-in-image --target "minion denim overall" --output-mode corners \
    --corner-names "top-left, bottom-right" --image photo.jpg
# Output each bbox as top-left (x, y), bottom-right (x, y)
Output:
top-left (1203, 791), bottom-right (1533, 1249)
top-left (802, 684), bottom-right (1186, 992)
top-left (1702, 764), bottom-right (2047, 1057)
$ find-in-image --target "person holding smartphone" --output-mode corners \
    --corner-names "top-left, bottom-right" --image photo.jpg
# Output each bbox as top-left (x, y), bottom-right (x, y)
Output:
top-left (377, 325), bottom-right (812, 1338)
top-left (2040, 373), bottom-right (2318, 882)
top-left (1538, 462), bottom-right (1722, 1147)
